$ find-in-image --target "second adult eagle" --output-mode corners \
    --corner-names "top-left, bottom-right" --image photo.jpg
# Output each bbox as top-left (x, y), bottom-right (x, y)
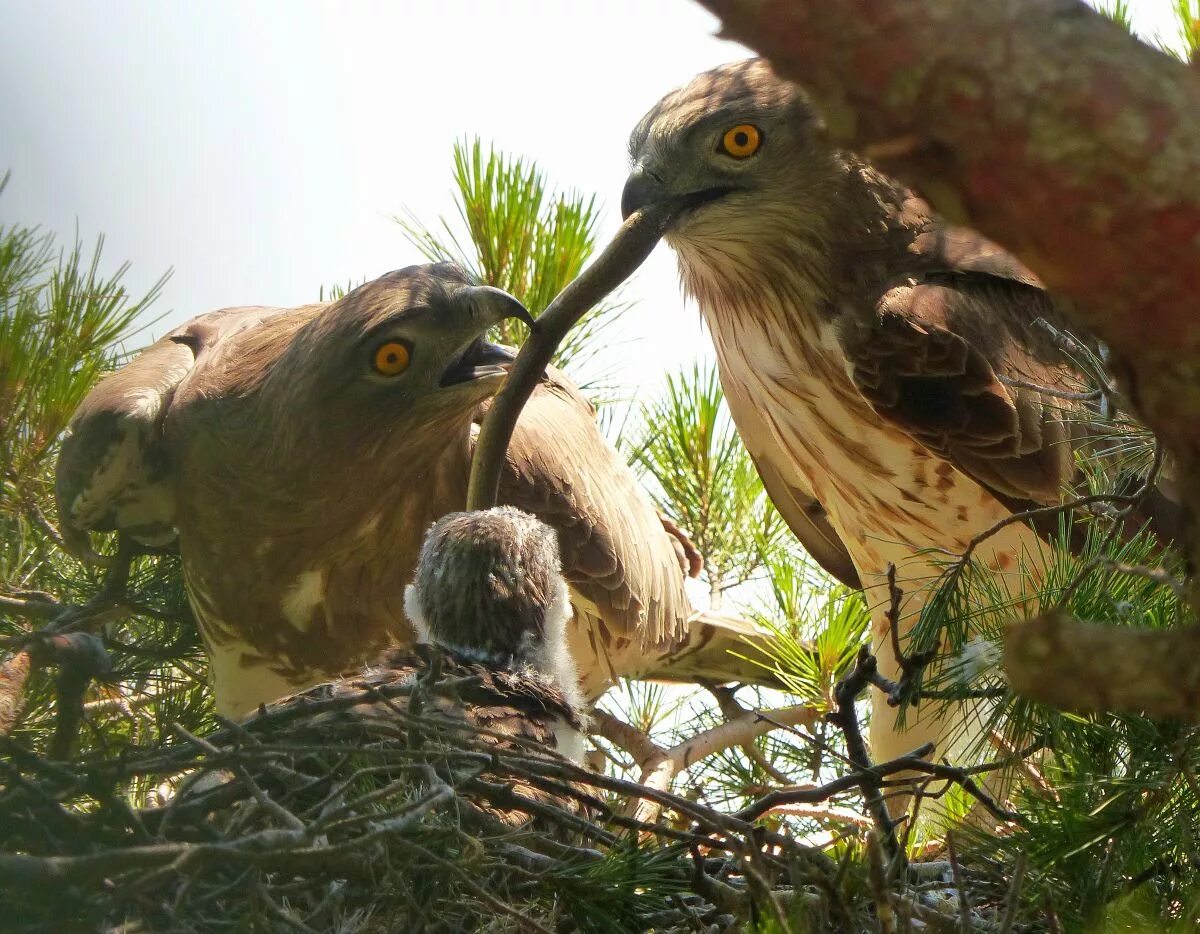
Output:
top-left (623, 59), bottom-right (1161, 772)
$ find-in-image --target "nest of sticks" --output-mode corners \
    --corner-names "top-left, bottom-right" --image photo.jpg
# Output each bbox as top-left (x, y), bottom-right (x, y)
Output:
top-left (1, 653), bottom-right (892, 934)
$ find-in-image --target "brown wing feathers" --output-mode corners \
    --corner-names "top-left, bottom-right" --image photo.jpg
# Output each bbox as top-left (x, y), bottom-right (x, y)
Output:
top-left (845, 252), bottom-right (1115, 513)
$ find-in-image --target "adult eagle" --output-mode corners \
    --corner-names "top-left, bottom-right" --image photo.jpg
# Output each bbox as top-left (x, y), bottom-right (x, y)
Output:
top-left (56, 263), bottom-right (774, 717)
top-left (622, 60), bottom-right (1167, 782)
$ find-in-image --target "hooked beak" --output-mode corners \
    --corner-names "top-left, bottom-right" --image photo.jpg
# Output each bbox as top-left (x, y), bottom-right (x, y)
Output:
top-left (621, 164), bottom-right (737, 222)
top-left (461, 284), bottom-right (537, 331)
top-left (621, 165), bottom-right (668, 221)
top-left (439, 338), bottom-right (516, 387)
top-left (439, 284), bottom-right (532, 388)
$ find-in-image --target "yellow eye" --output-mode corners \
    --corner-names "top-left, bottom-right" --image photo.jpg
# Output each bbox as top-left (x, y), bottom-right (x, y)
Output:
top-left (721, 124), bottom-right (761, 159)
top-left (372, 341), bottom-right (410, 376)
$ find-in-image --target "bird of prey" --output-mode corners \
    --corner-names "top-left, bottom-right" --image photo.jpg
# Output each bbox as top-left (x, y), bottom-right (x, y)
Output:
top-left (264, 507), bottom-right (589, 766)
top-left (402, 506), bottom-right (587, 760)
top-left (179, 508), bottom-right (587, 837)
top-left (622, 60), bottom-right (1163, 776)
top-left (56, 263), bottom-right (773, 719)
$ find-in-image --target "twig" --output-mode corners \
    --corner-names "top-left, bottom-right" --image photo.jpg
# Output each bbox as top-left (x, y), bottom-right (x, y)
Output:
top-left (945, 831), bottom-right (972, 934)
top-left (997, 850), bottom-right (1028, 934)
top-left (735, 745), bottom-right (928, 822)
top-left (466, 199), bottom-right (687, 510)
top-left (22, 498), bottom-right (71, 555)
top-left (986, 731), bottom-right (1056, 802)
top-left (0, 594), bottom-right (59, 619)
top-left (873, 565), bottom-right (940, 708)
top-left (827, 646), bottom-right (901, 860)
top-left (758, 802), bottom-right (871, 827)
top-left (866, 829), bottom-right (896, 934)
top-left (592, 700), bottom-right (820, 825)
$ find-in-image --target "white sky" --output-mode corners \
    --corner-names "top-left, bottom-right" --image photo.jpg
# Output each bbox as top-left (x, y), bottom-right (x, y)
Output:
top-left (0, 0), bottom-right (1188, 397)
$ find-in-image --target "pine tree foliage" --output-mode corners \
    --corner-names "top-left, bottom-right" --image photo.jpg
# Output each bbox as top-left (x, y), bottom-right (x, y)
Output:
top-left (0, 175), bottom-right (208, 766)
top-left (605, 363), bottom-right (872, 840)
top-left (395, 137), bottom-right (629, 389)
top-left (902, 512), bottom-right (1200, 928)
top-left (1173, 0), bottom-right (1200, 60)
top-left (624, 363), bottom-right (789, 606)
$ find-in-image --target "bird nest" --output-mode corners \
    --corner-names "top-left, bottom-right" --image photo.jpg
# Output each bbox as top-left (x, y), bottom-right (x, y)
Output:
top-left (0, 656), bottom-right (868, 934)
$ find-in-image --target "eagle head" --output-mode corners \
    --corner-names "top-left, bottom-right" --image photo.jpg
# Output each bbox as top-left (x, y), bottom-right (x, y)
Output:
top-left (261, 263), bottom-right (534, 450)
top-left (403, 506), bottom-right (579, 703)
top-left (622, 59), bottom-right (832, 249)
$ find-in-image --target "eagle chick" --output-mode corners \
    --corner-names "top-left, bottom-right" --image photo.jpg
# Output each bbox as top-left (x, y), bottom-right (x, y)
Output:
top-left (404, 506), bottom-right (586, 760)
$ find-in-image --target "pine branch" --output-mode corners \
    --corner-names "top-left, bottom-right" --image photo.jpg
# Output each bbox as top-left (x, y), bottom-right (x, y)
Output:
top-left (466, 201), bottom-right (683, 510)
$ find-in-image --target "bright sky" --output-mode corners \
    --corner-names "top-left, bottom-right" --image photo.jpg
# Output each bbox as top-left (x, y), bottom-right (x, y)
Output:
top-left (0, 0), bottom-right (1188, 397)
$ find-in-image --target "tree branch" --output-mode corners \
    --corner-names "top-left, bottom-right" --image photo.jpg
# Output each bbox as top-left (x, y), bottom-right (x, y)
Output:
top-left (696, 0), bottom-right (1200, 463)
top-left (1004, 609), bottom-right (1200, 717)
top-left (466, 200), bottom-right (685, 511)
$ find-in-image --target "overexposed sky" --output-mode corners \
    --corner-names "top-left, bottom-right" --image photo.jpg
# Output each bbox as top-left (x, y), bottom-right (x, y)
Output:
top-left (0, 0), bottom-right (1188, 396)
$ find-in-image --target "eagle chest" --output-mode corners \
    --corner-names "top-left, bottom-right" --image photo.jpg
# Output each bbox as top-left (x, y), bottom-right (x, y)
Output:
top-left (704, 300), bottom-right (1023, 579)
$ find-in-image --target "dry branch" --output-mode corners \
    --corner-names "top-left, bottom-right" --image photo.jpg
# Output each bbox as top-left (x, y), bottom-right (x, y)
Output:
top-left (466, 201), bottom-right (685, 511)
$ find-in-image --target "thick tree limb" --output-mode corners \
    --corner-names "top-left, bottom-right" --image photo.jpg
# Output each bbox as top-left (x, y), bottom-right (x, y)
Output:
top-left (1005, 610), bottom-right (1200, 718)
top-left (696, 0), bottom-right (1200, 448)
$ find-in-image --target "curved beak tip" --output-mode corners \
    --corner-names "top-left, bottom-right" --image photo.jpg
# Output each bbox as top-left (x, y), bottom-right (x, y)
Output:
top-left (512, 304), bottom-right (537, 330)
top-left (467, 285), bottom-right (536, 330)
top-left (621, 168), bottom-right (666, 221)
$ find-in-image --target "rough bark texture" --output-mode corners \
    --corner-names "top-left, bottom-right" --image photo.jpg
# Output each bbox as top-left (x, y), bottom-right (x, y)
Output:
top-left (1005, 611), bottom-right (1200, 718)
top-left (697, 0), bottom-right (1200, 499)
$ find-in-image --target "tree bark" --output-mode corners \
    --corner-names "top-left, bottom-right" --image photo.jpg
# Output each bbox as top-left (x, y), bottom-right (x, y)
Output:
top-left (1005, 610), bottom-right (1200, 718)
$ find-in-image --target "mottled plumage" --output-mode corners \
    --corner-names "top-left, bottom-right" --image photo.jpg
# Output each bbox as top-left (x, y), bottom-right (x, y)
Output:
top-left (57, 264), bottom-right (776, 718)
top-left (623, 60), bottom-right (1163, 779)
top-left (274, 508), bottom-right (589, 767)
top-left (404, 506), bottom-right (584, 757)
top-left (207, 642), bottom-right (586, 829)
top-left (260, 646), bottom-right (586, 762)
